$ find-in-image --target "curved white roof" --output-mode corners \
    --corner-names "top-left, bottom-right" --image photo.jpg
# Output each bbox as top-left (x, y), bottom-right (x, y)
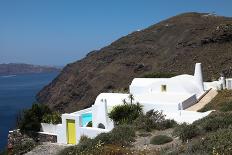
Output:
top-left (170, 74), bottom-right (204, 98)
top-left (94, 93), bottom-right (130, 107)
top-left (130, 74), bottom-right (204, 98)
top-left (130, 78), bottom-right (167, 87)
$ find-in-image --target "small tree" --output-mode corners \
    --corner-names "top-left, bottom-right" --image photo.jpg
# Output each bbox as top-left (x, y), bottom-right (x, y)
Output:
top-left (18, 103), bottom-right (52, 134)
top-left (42, 111), bottom-right (61, 124)
top-left (128, 94), bottom-right (134, 104)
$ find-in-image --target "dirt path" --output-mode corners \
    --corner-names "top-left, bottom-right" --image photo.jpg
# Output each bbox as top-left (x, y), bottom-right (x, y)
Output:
top-left (186, 89), bottom-right (218, 111)
top-left (25, 142), bottom-right (70, 155)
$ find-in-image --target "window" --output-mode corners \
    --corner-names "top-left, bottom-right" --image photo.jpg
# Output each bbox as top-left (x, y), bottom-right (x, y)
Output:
top-left (98, 123), bottom-right (105, 129)
top-left (161, 85), bottom-right (167, 92)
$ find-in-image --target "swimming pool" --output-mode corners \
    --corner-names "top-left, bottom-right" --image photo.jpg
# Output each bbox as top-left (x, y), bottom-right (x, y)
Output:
top-left (81, 113), bottom-right (92, 127)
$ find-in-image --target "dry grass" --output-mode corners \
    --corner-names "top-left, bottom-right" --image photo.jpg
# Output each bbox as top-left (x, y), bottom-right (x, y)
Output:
top-left (199, 90), bottom-right (232, 112)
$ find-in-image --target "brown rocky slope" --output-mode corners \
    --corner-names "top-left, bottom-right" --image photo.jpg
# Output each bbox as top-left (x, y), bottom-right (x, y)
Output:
top-left (36, 12), bottom-right (232, 112)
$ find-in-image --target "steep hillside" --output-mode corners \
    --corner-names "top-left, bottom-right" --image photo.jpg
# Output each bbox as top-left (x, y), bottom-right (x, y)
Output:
top-left (37, 12), bottom-right (232, 112)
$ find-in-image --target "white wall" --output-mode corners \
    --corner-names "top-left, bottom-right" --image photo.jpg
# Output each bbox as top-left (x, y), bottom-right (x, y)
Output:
top-left (164, 110), bottom-right (213, 124)
top-left (76, 127), bottom-right (110, 142)
top-left (226, 79), bottom-right (232, 89)
top-left (57, 113), bottom-right (82, 144)
top-left (204, 81), bottom-right (222, 90)
top-left (41, 123), bottom-right (59, 135)
top-left (71, 107), bottom-right (92, 115)
top-left (92, 102), bottom-right (114, 130)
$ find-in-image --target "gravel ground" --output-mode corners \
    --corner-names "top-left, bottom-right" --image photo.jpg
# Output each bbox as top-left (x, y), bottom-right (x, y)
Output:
top-left (25, 142), bottom-right (70, 155)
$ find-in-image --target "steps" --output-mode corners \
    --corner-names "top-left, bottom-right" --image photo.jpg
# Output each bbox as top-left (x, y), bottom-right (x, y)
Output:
top-left (186, 89), bottom-right (218, 111)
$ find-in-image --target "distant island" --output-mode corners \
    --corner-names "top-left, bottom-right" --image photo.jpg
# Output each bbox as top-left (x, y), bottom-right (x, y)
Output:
top-left (0, 63), bottom-right (61, 75)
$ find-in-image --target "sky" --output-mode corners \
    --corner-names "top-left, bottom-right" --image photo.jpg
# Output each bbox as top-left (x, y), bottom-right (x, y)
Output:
top-left (0, 0), bottom-right (232, 66)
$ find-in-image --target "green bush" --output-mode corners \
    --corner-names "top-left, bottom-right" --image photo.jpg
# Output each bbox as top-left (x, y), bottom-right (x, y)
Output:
top-left (200, 128), bottom-right (232, 154)
top-left (187, 129), bottom-right (232, 154)
top-left (219, 101), bottom-right (232, 112)
top-left (173, 123), bottom-right (200, 142)
top-left (79, 135), bottom-right (91, 143)
top-left (108, 102), bottom-right (143, 125)
top-left (137, 132), bottom-right (152, 137)
top-left (133, 110), bottom-right (177, 131)
top-left (158, 119), bottom-right (177, 130)
top-left (150, 135), bottom-right (173, 145)
top-left (19, 104), bottom-right (52, 133)
top-left (193, 112), bottom-right (232, 132)
top-left (108, 125), bottom-right (136, 146)
top-left (133, 114), bottom-right (154, 131)
top-left (12, 138), bottom-right (36, 154)
top-left (142, 72), bottom-right (177, 78)
top-left (95, 125), bottom-right (135, 146)
top-left (42, 111), bottom-right (61, 124)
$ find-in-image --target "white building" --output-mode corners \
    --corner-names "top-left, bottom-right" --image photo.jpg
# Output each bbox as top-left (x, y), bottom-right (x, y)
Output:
top-left (40, 63), bottom-right (217, 145)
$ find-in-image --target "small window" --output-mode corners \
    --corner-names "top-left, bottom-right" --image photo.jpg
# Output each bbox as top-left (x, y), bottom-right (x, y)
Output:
top-left (161, 85), bottom-right (167, 92)
top-left (98, 123), bottom-right (105, 129)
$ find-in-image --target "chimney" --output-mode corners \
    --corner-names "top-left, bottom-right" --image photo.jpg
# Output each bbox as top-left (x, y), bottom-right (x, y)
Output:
top-left (194, 63), bottom-right (204, 91)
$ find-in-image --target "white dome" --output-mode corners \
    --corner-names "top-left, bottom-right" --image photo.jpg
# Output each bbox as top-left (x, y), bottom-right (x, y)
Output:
top-left (94, 93), bottom-right (129, 107)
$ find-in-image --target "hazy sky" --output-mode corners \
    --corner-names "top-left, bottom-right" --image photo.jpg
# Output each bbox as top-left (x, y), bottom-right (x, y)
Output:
top-left (0, 0), bottom-right (232, 66)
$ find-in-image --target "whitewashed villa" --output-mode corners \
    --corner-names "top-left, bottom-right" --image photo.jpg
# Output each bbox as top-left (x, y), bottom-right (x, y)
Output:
top-left (40, 63), bottom-right (230, 144)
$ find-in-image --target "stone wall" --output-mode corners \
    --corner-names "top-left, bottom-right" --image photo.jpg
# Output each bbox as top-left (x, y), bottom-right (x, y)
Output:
top-left (7, 129), bottom-right (36, 154)
top-left (7, 129), bottom-right (57, 154)
top-left (38, 132), bottom-right (57, 143)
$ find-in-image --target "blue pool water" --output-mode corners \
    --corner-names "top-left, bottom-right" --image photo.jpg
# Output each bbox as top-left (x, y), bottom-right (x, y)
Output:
top-left (81, 113), bottom-right (92, 126)
top-left (0, 72), bottom-right (59, 150)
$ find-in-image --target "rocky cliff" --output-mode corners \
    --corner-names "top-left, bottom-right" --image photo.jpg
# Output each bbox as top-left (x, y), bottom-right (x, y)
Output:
top-left (37, 12), bottom-right (232, 112)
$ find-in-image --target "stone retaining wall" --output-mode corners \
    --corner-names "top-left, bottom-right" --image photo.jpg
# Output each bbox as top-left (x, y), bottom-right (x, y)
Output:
top-left (7, 129), bottom-right (57, 154)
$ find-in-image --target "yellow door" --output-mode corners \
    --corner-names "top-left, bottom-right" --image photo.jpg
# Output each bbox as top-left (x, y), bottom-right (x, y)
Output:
top-left (67, 119), bottom-right (76, 144)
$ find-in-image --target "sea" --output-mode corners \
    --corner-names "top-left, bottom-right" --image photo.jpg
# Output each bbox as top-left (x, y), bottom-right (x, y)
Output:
top-left (0, 72), bottom-right (59, 150)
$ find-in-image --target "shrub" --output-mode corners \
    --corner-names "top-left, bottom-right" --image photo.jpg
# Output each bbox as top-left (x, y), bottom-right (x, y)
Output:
top-left (19, 104), bottom-right (52, 133)
top-left (108, 102), bottom-right (143, 125)
top-left (133, 114), bottom-right (154, 131)
top-left (42, 111), bottom-right (61, 124)
top-left (79, 135), bottom-right (91, 143)
top-left (150, 135), bottom-right (173, 145)
top-left (137, 132), bottom-right (152, 137)
top-left (95, 125), bottom-right (136, 146)
top-left (142, 72), bottom-right (177, 78)
top-left (173, 123), bottom-right (200, 142)
top-left (158, 119), bottom-right (177, 130)
top-left (199, 90), bottom-right (232, 112)
top-left (108, 125), bottom-right (136, 146)
top-left (133, 110), bottom-right (177, 131)
top-left (12, 138), bottom-right (36, 154)
top-left (187, 129), bottom-right (232, 154)
top-left (193, 112), bottom-right (232, 132)
top-left (219, 101), bottom-right (232, 112)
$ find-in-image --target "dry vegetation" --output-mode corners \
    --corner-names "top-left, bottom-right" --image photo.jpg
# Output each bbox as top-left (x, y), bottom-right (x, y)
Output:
top-left (199, 90), bottom-right (232, 112)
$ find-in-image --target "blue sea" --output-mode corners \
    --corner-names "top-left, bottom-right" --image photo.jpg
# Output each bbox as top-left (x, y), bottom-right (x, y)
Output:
top-left (0, 72), bottom-right (59, 150)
